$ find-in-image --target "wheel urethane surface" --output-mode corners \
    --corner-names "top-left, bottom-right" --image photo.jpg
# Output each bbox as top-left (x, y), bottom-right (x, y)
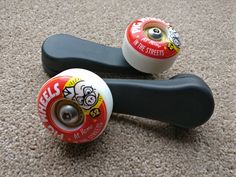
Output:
top-left (122, 17), bottom-right (181, 74)
top-left (37, 69), bottom-right (113, 143)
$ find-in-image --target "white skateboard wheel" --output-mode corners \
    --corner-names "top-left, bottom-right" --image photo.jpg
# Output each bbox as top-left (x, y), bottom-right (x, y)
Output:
top-left (37, 69), bottom-right (113, 143)
top-left (122, 17), bottom-right (181, 74)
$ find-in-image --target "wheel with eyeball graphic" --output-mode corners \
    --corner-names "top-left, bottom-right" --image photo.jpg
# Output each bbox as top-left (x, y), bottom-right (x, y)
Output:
top-left (122, 17), bottom-right (181, 74)
top-left (37, 69), bottom-right (113, 143)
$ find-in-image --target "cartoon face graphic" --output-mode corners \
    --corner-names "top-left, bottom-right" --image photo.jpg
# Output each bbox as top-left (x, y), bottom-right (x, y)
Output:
top-left (63, 80), bottom-right (99, 110)
top-left (168, 27), bottom-right (181, 48)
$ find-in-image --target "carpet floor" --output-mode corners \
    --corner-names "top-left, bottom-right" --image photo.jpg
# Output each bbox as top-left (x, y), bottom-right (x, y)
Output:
top-left (0, 0), bottom-right (235, 176)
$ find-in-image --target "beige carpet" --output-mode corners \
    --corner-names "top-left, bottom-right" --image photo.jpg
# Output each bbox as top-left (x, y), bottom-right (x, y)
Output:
top-left (0, 0), bottom-right (235, 176)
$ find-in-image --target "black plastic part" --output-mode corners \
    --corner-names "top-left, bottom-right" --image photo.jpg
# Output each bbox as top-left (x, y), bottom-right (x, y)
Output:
top-left (42, 34), bottom-right (143, 76)
top-left (105, 74), bottom-right (215, 128)
top-left (41, 34), bottom-right (215, 128)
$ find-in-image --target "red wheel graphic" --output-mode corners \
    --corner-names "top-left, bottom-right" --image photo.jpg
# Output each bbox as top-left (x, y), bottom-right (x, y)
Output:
top-left (37, 69), bottom-right (113, 143)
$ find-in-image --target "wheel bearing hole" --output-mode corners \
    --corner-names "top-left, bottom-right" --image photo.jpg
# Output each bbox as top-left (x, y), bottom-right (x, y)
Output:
top-left (55, 100), bottom-right (84, 128)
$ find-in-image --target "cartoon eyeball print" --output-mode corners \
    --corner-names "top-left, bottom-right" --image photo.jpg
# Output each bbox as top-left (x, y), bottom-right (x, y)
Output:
top-left (37, 69), bottom-right (113, 143)
top-left (122, 17), bottom-right (181, 74)
top-left (168, 27), bottom-right (181, 48)
top-left (63, 80), bottom-right (99, 110)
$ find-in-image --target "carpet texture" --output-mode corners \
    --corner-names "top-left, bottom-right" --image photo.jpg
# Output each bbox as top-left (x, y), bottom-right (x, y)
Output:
top-left (0, 0), bottom-right (235, 176)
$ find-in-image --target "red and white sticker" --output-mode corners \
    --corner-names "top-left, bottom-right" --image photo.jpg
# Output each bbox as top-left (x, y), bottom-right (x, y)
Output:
top-left (126, 17), bottom-right (180, 59)
top-left (37, 76), bottom-right (107, 143)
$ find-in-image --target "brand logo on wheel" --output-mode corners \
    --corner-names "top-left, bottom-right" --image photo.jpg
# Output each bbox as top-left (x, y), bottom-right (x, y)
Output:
top-left (37, 76), bottom-right (107, 143)
top-left (126, 18), bottom-right (180, 59)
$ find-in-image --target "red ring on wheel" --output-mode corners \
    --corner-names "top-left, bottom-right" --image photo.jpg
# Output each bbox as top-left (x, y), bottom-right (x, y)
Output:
top-left (37, 75), bottom-right (108, 143)
top-left (125, 17), bottom-right (180, 59)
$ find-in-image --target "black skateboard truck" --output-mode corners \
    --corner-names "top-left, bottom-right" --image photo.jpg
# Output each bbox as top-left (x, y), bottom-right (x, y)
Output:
top-left (38, 18), bottom-right (214, 143)
top-left (38, 68), bottom-right (215, 143)
top-left (42, 34), bottom-right (141, 76)
top-left (106, 74), bottom-right (215, 128)
top-left (40, 34), bottom-right (215, 129)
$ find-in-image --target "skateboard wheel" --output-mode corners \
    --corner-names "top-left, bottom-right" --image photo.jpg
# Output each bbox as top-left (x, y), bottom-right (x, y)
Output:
top-left (37, 69), bottom-right (113, 143)
top-left (122, 17), bottom-right (181, 74)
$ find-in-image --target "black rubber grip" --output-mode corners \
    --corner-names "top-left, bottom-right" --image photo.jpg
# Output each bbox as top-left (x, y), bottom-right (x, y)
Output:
top-left (105, 74), bottom-right (215, 128)
top-left (42, 34), bottom-right (143, 76)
